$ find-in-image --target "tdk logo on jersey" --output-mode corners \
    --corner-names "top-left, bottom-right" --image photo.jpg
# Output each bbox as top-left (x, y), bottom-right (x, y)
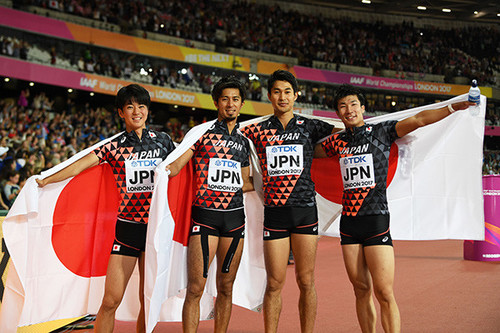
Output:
top-left (343, 156), bottom-right (367, 165)
top-left (131, 160), bottom-right (159, 168)
top-left (271, 146), bottom-right (298, 153)
top-left (214, 160), bottom-right (238, 169)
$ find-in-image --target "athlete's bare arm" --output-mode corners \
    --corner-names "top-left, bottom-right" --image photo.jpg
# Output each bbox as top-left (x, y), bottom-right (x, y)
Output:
top-left (241, 166), bottom-right (254, 193)
top-left (36, 152), bottom-right (99, 187)
top-left (165, 148), bottom-right (194, 177)
top-left (395, 101), bottom-right (475, 138)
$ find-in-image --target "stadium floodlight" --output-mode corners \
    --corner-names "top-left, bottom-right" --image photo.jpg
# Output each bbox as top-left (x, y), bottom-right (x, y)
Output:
top-left (90, 92), bottom-right (94, 97)
top-left (29, 82), bottom-right (34, 86)
top-left (361, 0), bottom-right (371, 4)
top-left (174, 105), bottom-right (178, 108)
top-left (4, 78), bottom-right (9, 82)
top-left (68, 88), bottom-right (73, 93)
top-left (192, 107), bottom-right (196, 111)
top-left (474, 11), bottom-right (478, 15)
top-left (442, 8), bottom-right (451, 13)
top-left (417, 6), bottom-right (426, 10)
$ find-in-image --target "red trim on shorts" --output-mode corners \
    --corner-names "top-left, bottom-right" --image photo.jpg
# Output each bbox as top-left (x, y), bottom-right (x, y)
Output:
top-left (264, 226), bottom-right (287, 232)
top-left (228, 224), bottom-right (245, 233)
top-left (114, 238), bottom-right (141, 252)
top-left (192, 221), bottom-right (216, 230)
top-left (365, 227), bottom-right (390, 240)
top-left (296, 221), bottom-right (318, 229)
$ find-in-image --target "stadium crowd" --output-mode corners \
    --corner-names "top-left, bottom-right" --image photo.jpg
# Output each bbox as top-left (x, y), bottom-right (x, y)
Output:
top-left (0, 90), bottom-right (200, 209)
top-left (24, 0), bottom-right (499, 86)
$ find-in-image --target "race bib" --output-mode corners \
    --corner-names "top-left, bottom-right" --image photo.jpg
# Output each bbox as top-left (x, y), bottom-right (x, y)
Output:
top-left (125, 158), bottom-right (162, 192)
top-left (266, 144), bottom-right (303, 177)
top-left (208, 158), bottom-right (243, 192)
top-left (340, 153), bottom-right (375, 190)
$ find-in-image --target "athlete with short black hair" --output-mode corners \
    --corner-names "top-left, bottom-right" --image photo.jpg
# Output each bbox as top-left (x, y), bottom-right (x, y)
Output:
top-left (241, 70), bottom-right (337, 333)
top-left (316, 83), bottom-right (475, 333)
top-left (36, 84), bottom-right (175, 333)
top-left (167, 75), bottom-right (253, 333)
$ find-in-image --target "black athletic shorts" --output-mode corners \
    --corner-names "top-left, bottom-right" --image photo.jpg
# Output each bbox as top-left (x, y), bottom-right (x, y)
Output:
top-left (111, 219), bottom-right (148, 257)
top-left (190, 206), bottom-right (245, 238)
top-left (263, 205), bottom-right (318, 240)
top-left (340, 214), bottom-right (393, 247)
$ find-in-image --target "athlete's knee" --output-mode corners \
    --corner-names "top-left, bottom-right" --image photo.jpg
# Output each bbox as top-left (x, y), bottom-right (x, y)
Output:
top-left (265, 275), bottom-right (285, 294)
top-left (351, 280), bottom-right (373, 299)
top-left (295, 271), bottom-right (315, 293)
top-left (100, 293), bottom-right (122, 312)
top-left (373, 284), bottom-right (395, 304)
top-left (186, 280), bottom-right (206, 301)
top-left (216, 277), bottom-right (235, 298)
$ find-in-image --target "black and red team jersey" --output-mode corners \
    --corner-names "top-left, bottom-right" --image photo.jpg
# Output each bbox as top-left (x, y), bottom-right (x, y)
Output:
top-left (191, 120), bottom-right (250, 211)
top-left (242, 115), bottom-right (334, 207)
top-left (93, 128), bottom-right (175, 224)
top-left (321, 121), bottom-right (399, 217)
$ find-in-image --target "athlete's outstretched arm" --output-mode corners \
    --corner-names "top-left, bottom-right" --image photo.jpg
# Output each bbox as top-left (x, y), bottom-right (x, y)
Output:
top-left (241, 166), bottom-right (254, 193)
top-left (395, 101), bottom-right (475, 138)
top-left (36, 152), bottom-right (99, 187)
top-left (165, 149), bottom-right (194, 177)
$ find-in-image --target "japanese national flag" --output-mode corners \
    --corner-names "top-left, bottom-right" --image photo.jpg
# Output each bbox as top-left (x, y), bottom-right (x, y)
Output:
top-left (313, 94), bottom-right (485, 240)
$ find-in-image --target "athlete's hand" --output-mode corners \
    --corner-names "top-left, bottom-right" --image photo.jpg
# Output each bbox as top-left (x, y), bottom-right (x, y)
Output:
top-left (450, 101), bottom-right (477, 112)
top-left (35, 178), bottom-right (46, 187)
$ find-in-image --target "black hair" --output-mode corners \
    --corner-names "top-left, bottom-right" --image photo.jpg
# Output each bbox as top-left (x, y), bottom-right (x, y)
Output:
top-left (211, 75), bottom-right (246, 102)
top-left (115, 84), bottom-right (151, 110)
top-left (267, 70), bottom-right (299, 94)
top-left (333, 84), bottom-right (367, 111)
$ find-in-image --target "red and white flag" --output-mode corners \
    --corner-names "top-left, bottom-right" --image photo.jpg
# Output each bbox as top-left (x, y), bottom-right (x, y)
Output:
top-left (0, 94), bottom-right (485, 332)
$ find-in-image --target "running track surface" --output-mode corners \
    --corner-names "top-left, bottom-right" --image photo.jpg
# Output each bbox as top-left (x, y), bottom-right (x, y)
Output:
top-left (90, 238), bottom-right (500, 332)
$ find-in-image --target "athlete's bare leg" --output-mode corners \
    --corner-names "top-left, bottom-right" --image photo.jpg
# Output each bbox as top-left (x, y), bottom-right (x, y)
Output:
top-left (290, 234), bottom-right (318, 333)
top-left (263, 237), bottom-right (290, 333)
top-left (214, 237), bottom-right (244, 333)
top-left (342, 244), bottom-right (376, 333)
top-left (95, 254), bottom-right (138, 333)
top-left (136, 252), bottom-right (146, 333)
top-left (182, 234), bottom-right (218, 333)
top-left (364, 245), bottom-right (400, 333)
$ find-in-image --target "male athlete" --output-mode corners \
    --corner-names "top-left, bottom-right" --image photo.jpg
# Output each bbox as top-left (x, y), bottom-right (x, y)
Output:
top-left (167, 76), bottom-right (253, 333)
top-left (37, 84), bottom-right (175, 332)
top-left (316, 84), bottom-right (474, 332)
top-left (241, 70), bottom-right (337, 333)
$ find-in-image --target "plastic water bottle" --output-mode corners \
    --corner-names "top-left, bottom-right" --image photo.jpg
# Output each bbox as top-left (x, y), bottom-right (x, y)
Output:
top-left (468, 79), bottom-right (480, 115)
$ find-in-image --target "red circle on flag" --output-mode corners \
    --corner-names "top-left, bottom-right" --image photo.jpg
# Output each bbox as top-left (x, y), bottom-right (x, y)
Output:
top-left (313, 143), bottom-right (399, 204)
top-left (52, 164), bottom-right (120, 277)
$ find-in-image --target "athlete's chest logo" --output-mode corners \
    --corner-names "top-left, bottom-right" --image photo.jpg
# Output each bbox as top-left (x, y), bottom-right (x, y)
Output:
top-left (125, 158), bottom-right (162, 192)
top-left (266, 145), bottom-right (303, 177)
top-left (208, 158), bottom-right (243, 192)
top-left (340, 153), bottom-right (375, 189)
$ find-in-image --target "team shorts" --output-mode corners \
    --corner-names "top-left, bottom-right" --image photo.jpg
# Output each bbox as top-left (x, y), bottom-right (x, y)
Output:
top-left (263, 205), bottom-right (318, 240)
top-left (111, 219), bottom-right (148, 257)
top-left (190, 206), bottom-right (245, 238)
top-left (340, 214), bottom-right (393, 247)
